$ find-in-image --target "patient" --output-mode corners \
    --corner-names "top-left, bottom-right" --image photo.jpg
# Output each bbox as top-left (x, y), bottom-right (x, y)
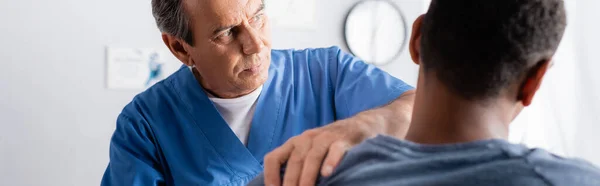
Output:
top-left (249, 0), bottom-right (600, 185)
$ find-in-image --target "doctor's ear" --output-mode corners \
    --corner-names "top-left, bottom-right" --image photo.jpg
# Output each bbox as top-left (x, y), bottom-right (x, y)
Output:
top-left (162, 33), bottom-right (193, 66)
top-left (409, 15), bottom-right (425, 65)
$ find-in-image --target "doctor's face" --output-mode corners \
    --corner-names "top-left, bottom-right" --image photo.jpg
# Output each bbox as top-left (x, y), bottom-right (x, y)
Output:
top-left (185, 0), bottom-right (271, 98)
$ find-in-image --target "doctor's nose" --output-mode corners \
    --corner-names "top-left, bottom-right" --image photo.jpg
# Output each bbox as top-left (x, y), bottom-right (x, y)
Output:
top-left (239, 25), bottom-right (265, 55)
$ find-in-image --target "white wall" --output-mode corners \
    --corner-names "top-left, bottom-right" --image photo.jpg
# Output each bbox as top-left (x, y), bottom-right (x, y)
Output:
top-left (0, 0), bottom-right (422, 185)
top-left (571, 0), bottom-right (600, 166)
top-left (0, 1), bottom-right (163, 185)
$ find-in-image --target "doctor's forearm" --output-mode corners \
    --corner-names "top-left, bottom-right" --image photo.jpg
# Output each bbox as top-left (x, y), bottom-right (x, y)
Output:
top-left (354, 90), bottom-right (415, 138)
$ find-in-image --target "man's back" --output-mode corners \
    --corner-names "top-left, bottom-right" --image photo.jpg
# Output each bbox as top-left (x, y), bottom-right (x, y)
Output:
top-left (318, 135), bottom-right (600, 186)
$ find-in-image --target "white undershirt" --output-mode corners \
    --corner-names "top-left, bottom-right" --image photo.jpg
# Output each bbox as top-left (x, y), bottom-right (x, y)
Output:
top-left (190, 66), bottom-right (262, 145)
top-left (206, 86), bottom-right (262, 145)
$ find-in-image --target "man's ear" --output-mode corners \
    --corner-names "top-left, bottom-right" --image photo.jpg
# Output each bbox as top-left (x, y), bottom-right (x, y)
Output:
top-left (409, 15), bottom-right (425, 65)
top-left (518, 60), bottom-right (551, 106)
top-left (162, 33), bottom-right (193, 66)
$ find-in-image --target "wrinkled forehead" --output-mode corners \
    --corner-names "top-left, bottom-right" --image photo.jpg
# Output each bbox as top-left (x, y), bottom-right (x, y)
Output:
top-left (183, 0), bottom-right (263, 31)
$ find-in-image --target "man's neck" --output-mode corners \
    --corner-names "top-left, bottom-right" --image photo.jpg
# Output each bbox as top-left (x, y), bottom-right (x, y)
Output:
top-left (405, 78), bottom-right (512, 145)
top-left (192, 67), bottom-right (255, 99)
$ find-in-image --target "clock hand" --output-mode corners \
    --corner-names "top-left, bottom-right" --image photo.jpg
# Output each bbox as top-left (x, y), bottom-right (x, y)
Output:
top-left (370, 3), bottom-right (383, 63)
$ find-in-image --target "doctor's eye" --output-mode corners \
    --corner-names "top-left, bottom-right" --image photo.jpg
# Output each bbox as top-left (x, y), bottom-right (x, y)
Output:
top-left (253, 14), bottom-right (263, 22)
top-left (215, 29), bottom-right (235, 43)
top-left (250, 14), bottom-right (265, 27)
top-left (222, 30), bottom-right (233, 37)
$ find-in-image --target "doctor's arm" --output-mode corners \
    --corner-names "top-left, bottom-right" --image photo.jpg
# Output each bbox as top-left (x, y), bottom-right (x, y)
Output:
top-left (101, 114), bottom-right (165, 186)
top-left (262, 47), bottom-right (415, 186)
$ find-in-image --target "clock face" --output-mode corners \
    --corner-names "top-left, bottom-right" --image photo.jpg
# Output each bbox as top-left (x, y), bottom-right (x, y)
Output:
top-left (345, 0), bottom-right (408, 66)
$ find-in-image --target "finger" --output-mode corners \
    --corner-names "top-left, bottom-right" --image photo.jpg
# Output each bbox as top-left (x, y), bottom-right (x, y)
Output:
top-left (299, 142), bottom-right (330, 186)
top-left (283, 141), bottom-right (312, 186)
top-left (264, 144), bottom-right (294, 186)
top-left (320, 141), bottom-right (351, 177)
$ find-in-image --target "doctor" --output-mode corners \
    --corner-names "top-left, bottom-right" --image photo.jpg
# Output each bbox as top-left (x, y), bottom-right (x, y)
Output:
top-left (101, 0), bottom-right (415, 185)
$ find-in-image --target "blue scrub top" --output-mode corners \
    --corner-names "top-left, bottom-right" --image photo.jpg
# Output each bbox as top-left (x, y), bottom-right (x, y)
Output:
top-left (101, 46), bottom-right (413, 186)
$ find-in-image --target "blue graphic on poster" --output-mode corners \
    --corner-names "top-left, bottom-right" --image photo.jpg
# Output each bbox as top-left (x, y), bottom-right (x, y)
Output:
top-left (106, 47), bottom-right (180, 90)
top-left (146, 52), bottom-right (163, 86)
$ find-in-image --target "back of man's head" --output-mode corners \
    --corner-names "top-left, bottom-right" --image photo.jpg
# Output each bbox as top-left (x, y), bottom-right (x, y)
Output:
top-left (420, 0), bottom-right (567, 100)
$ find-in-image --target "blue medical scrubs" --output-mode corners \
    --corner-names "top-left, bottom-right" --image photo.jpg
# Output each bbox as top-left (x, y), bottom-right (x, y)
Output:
top-left (101, 46), bottom-right (413, 186)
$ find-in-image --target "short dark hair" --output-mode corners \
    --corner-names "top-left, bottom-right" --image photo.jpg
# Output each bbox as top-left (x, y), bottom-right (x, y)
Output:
top-left (151, 0), bottom-right (194, 45)
top-left (420, 0), bottom-right (567, 100)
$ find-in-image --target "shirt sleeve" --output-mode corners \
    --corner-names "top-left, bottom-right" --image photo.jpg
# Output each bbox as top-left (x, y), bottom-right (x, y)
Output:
top-left (329, 47), bottom-right (414, 119)
top-left (101, 113), bottom-right (165, 186)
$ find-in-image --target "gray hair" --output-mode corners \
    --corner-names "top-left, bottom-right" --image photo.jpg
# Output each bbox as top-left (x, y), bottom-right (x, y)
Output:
top-left (151, 0), bottom-right (194, 45)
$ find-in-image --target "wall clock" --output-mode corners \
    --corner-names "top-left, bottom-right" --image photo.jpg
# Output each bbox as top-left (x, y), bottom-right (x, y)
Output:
top-left (345, 0), bottom-right (408, 66)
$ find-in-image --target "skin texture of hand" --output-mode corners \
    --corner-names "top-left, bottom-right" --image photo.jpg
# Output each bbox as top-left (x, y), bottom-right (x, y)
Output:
top-left (263, 90), bottom-right (415, 186)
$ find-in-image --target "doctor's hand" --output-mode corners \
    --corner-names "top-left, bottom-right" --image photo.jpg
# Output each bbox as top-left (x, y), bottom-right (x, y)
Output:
top-left (263, 116), bottom-right (379, 186)
top-left (263, 92), bottom-right (415, 186)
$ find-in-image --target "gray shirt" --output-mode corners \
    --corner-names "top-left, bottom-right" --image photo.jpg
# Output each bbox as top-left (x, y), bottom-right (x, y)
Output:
top-left (248, 135), bottom-right (600, 186)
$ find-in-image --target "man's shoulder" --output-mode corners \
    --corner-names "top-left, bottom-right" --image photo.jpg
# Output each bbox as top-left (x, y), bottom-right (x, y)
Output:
top-left (320, 137), bottom-right (600, 186)
top-left (120, 66), bottom-right (187, 117)
top-left (270, 46), bottom-right (343, 64)
top-left (525, 149), bottom-right (600, 185)
top-left (271, 46), bottom-right (342, 56)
